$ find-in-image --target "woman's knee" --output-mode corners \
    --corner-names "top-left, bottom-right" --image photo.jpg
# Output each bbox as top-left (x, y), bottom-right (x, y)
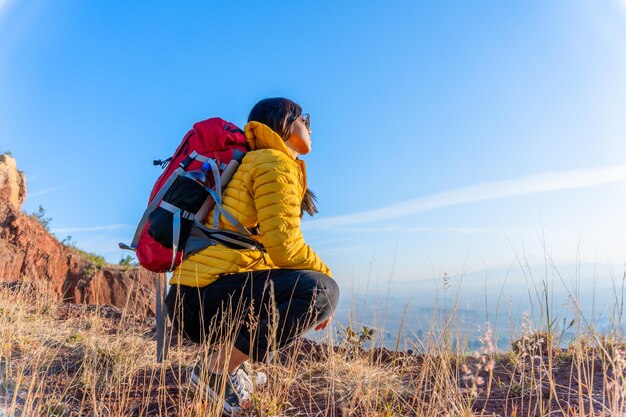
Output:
top-left (271, 269), bottom-right (339, 320)
top-left (307, 273), bottom-right (339, 317)
top-left (322, 275), bottom-right (339, 307)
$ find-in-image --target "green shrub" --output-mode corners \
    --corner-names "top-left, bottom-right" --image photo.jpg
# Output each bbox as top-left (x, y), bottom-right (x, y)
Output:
top-left (71, 247), bottom-right (106, 267)
top-left (119, 255), bottom-right (135, 267)
top-left (31, 205), bottom-right (52, 232)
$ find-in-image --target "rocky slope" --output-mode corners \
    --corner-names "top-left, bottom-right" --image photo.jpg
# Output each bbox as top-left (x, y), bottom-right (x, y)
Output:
top-left (0, 154), bottom-right (159, 316)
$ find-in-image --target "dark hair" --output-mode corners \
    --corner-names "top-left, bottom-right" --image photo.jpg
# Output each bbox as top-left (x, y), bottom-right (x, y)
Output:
top-left (248, 97), bottom-right (302, 141)
top-left (248, 97), bottom-right (318, 217)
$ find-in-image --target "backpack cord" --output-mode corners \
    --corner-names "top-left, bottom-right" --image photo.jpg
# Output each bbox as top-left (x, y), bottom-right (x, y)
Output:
top-left (153, 158), bottom-right (172, 169)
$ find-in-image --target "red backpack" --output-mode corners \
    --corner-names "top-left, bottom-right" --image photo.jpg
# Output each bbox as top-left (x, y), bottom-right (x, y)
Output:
top-left (120, 118), bottom-right (264, 273)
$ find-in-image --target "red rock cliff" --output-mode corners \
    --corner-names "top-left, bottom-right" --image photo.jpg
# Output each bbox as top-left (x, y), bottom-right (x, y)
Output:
top-left (0, 155), bottom-right (160, 316)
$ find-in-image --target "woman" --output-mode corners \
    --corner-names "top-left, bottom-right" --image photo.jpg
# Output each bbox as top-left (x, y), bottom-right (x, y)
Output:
top-left (165, 97), bottom-right (339, 416)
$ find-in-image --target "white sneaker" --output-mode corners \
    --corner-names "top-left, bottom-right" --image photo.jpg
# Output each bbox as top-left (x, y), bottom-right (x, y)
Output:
top-left (189, 363), bottom-right (250, 416)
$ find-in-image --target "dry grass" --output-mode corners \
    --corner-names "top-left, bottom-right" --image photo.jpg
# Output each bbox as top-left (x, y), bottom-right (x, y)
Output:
top-left (0, 280), bottom-right (624, 417)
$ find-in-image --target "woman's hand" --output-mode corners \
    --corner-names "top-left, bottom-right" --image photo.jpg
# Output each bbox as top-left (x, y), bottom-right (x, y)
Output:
top-left (314, 314), bottom-right (333, 331)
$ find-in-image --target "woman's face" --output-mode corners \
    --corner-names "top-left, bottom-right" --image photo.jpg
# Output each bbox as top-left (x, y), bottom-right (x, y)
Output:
top-left (285, 114), bottom-right (312, 157)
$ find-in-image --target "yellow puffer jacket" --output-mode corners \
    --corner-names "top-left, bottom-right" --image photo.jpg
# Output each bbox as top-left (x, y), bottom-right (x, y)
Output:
top-left (169, 121), bottom-right (332, 287)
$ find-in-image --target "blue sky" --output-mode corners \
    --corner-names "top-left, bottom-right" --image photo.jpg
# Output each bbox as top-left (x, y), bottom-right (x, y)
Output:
top-left (2, 1), bottom-right (625, 290)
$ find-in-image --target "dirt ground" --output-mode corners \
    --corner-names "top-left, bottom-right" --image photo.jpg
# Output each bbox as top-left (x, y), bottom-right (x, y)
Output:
top-left (1, 302), bottom-right (622, 417)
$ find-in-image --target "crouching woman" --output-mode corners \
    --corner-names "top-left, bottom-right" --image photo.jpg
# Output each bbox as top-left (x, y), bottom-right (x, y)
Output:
top-left (165, 97), bottom-right (339, 416)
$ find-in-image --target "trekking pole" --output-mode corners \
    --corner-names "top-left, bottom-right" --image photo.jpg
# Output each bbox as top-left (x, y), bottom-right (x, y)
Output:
top-left (156, 272), bottom-right (171, 363)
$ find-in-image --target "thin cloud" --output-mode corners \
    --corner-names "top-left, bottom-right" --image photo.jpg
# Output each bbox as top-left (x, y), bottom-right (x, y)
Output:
top-left (29, 184), bottom-right (72, 197)
top-left (326, 226), bottom-right (535, 235)
top-left (322, 246), bottom-right (371, 255)
top-left (51, 224), bottom-right (133, 234)
top-left (303, 164), bottom-right (626, 230)
top-left (25, 173), bottom-right (39, 182)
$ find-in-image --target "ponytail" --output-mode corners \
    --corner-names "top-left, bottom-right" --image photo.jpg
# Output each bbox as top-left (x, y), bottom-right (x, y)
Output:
top-left (301, 188), bottom-right (318, 217)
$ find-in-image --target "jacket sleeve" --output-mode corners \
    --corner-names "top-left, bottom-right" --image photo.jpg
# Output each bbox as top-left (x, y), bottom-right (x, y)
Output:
top-left (249, 154), bottom-right (332, 277)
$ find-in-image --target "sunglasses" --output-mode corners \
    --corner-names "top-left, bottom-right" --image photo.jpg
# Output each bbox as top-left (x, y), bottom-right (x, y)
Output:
top-left (301, 113), bottom-right (310, 130)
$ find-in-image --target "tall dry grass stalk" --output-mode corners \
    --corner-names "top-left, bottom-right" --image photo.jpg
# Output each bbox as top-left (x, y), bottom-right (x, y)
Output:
top-left (0, 267), bottom-right (624, 417)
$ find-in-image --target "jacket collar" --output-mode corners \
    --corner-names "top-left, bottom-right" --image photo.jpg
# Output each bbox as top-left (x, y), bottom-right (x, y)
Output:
top-left (244, 121), bottom-right (308, 197)
top-left (244, 121), bottom-right (294, 159)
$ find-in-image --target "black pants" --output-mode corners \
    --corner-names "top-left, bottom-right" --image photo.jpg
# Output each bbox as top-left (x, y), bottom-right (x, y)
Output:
top-left (165, 269), bottom-right (339, 361)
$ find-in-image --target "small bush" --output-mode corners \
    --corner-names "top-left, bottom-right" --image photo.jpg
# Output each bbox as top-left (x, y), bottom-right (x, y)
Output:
top-left (60, 235), bottom-right (76, 247)
top-left (511, 330), bottom-right (553, 356)
top-left (118, 255), bottom-right (135, 267)
top-left (31, 205), bottom-right (52, 232)
top-left (71, 247), bottom-right (106, 267)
